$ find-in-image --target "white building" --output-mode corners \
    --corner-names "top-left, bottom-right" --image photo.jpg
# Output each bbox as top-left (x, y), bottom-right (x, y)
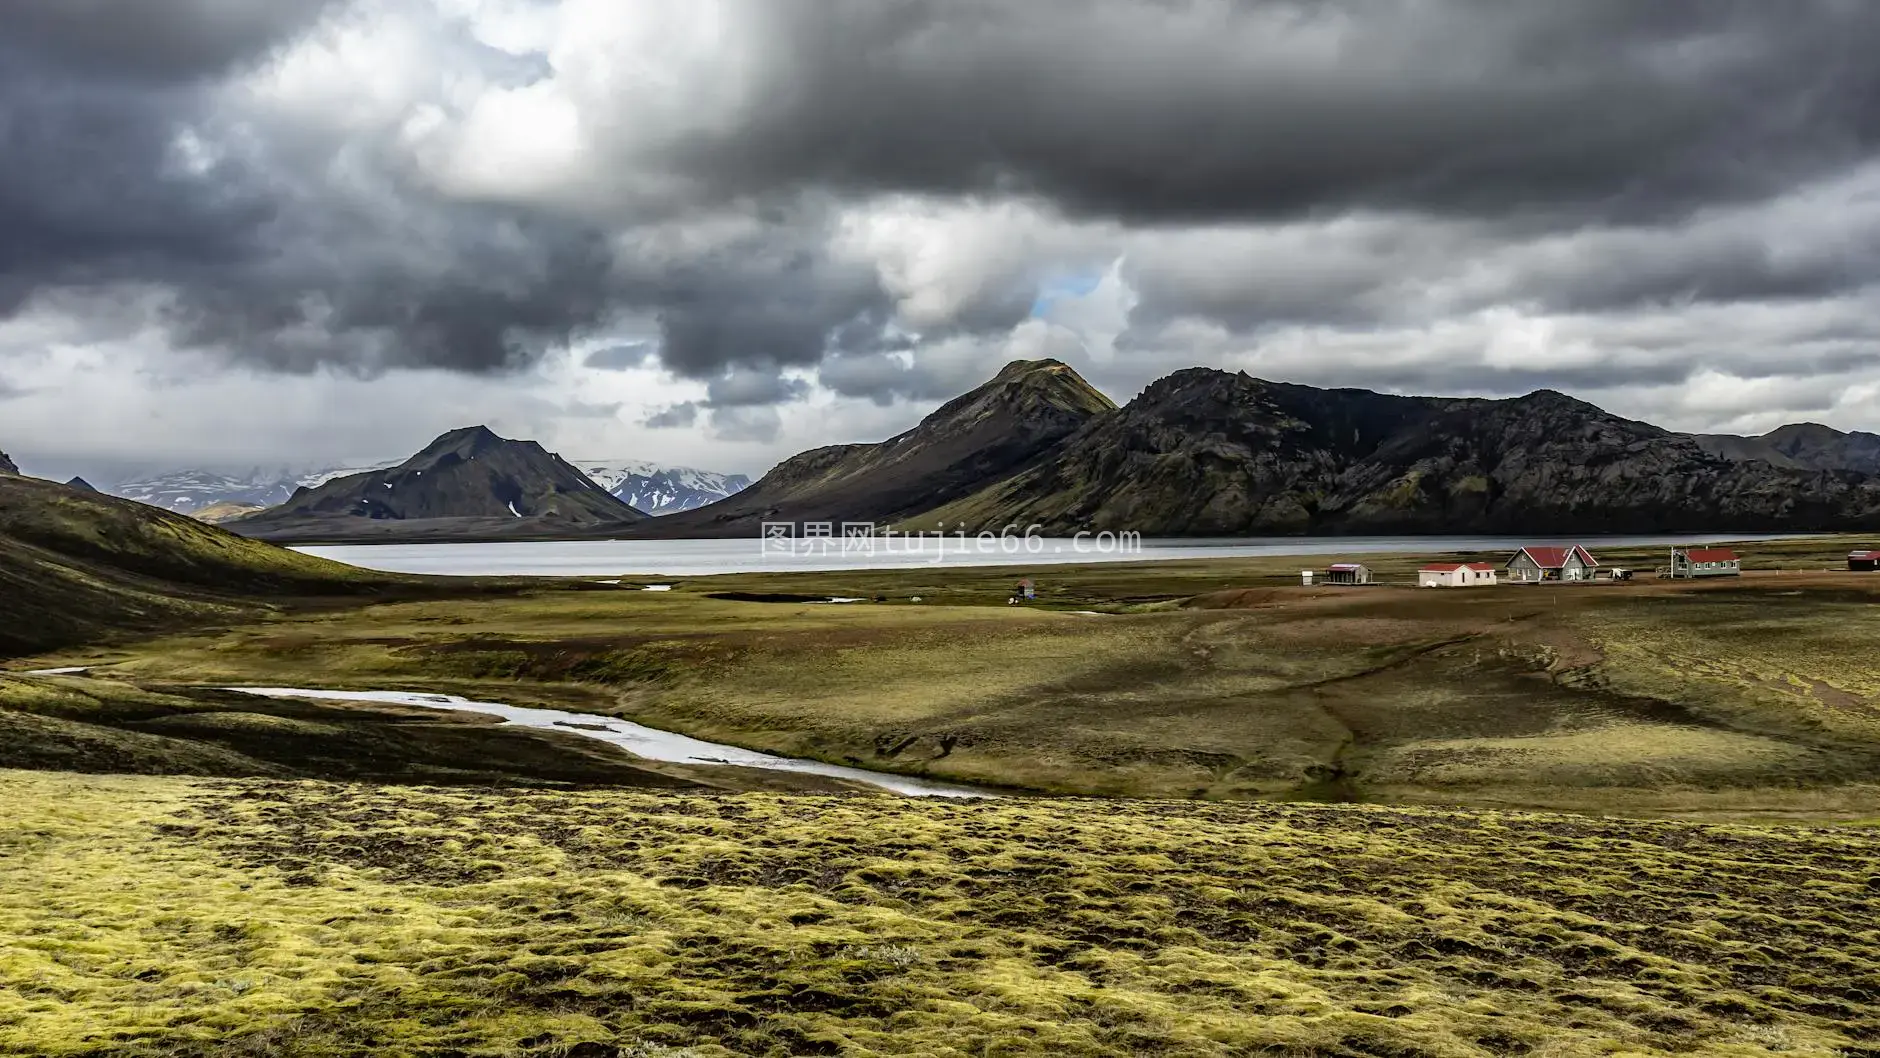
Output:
top-left (1418, 562), bottom-right (1499, 587)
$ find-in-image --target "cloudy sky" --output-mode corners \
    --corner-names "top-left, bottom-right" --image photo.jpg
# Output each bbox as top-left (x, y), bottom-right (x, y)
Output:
top-left (4, 0), bottom-right (1880, 483)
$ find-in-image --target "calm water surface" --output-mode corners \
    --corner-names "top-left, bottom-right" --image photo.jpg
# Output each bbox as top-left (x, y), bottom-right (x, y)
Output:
top-left (294, 534), bottom-right (1805, 578)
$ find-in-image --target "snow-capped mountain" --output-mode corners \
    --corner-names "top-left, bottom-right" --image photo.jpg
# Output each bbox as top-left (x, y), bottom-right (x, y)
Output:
top-left (109, 464), bottom-right (396, 514)
top-left (108, 459), bottom-right (748, 517)
top-left (570, 460), bottom-right (751, 515)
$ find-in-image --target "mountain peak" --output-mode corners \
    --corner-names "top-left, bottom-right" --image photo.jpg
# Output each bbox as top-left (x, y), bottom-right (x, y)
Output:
top-left (419, 425), bottom-right (507, 457)
top-left (65, 476), bottom-right (98, 493)
top-left (1763, 422), bottom-right (1847, 442)
top-left (0, 451), bottom-right (15, 475)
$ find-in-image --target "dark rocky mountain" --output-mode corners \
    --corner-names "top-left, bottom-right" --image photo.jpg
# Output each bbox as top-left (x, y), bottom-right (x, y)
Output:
top-left (645, 358), bottom-right (1115, 537)
top-left (1758, 423), bottom-right (1880, 474)
top-left (910, 368), bottom-right (1880, 535)
top-left (231, 426), bottom-right (647, 543)
top-left (1697, 423), bottom-right (1880, 474)
top-left (1692, 433), bottom-right (1806, 469)
top-left (0, 451), bottom-right (15, 475)
top-left (64, 476), bottom-right (99, 493)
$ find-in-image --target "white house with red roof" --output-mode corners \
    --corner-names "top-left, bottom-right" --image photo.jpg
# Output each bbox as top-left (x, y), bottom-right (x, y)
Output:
top-left (1417, 562), bottom-right (1499, 587)
top-left (1669, 546), bottom-right (1741, 578)
top-left (1506, 546), bottom-right (1599, 583)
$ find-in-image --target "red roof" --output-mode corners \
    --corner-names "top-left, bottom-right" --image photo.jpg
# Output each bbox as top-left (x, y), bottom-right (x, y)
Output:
top-left (1683, 548), bottom-right (1738, 562)
top-left (1851, 550), bottom-right (1877, 559)
top-left (1511, 546), bottom-right (1599, 569)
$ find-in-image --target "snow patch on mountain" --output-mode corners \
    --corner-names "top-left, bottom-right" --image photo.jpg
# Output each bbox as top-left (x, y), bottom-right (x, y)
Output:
top-left (571, 460), bottom-right (751, 514)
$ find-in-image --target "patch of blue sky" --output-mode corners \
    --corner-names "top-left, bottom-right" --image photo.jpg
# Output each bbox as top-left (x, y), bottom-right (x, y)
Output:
top-left (1029, 270), bottom-right (1105, 318)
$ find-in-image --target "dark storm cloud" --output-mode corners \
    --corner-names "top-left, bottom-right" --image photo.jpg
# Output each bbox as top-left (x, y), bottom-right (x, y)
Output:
top-left (681, 0), bottom-right (1880, 225)
top-left (3, 0), bottom-right (340, 82)
top-left (0, 4), bottom-right (629, 376)
top-left (5, 0), bottom-right (1880, 417)
top-left (644, 403), bottom-right (700, 429)
top-left (584, 342), bottom-right (655, 370)
top-left (703, 367), bottom-right (809, 408)
top-left (616, 221), bottom-right (896, 383)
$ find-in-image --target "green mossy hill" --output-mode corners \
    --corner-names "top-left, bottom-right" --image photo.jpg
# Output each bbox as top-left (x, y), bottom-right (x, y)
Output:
top-left (4, 770), bottom-right (1877, 1056)
top-left (0, 473), bottom-right (404, 656)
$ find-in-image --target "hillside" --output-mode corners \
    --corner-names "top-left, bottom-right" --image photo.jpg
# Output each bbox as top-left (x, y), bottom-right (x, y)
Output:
top-left (921, 370), bottom-right (1880, 535)
top-left (648, 358), bottom-right (1115, 537)
top-left (231, 426), bottom-right (648, 543)
top-left (0, 473), bottom-right (402, 657)
top-left (0, 451), bottom-right (15, 475)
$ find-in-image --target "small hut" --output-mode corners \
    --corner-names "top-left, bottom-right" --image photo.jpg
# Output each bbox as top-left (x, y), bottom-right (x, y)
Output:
top-left (1850, 550), bottom-right (1879, 572)
top-left (1323, 562), bottom-right (1375, 586)
top-left (1418, 562), bottom-right (1499, 587)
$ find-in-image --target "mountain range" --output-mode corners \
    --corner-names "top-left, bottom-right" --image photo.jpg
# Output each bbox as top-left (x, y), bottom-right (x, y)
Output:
top-left (110, 464), bottom-right (400, 515)
top-left (570, 461), bottom-right (752, 514)
top-left (105, 458), bottom-right (748, 519)
top-left (229, 426), bottom-right (648, 542)
top-left (641, 359), bottom-right (1880, 538)
top-left (14, 360), bottom-right (1880, 543)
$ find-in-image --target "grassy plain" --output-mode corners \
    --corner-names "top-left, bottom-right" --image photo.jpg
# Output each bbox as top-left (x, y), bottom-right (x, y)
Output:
top-left (13, 536), bottom-right (1880, 817)
top-left (4, 769), bottom-right (1878, 1058)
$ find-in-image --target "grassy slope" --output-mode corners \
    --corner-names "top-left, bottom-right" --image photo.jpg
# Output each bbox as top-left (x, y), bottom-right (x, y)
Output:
top-left (29, 536), bottom-right (1880, 818)
top-left (0, 474), bottom-right (411, 656)
top-left (3, 769), bottom-right (1876, 1057)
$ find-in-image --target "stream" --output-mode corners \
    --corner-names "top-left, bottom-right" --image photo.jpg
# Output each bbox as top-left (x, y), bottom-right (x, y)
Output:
top-left (224, 687), bottom-right (994, 798)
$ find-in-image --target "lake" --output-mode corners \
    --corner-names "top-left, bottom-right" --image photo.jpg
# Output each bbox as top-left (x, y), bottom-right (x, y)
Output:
top-left (292, 533), bottom-right (1806, 578)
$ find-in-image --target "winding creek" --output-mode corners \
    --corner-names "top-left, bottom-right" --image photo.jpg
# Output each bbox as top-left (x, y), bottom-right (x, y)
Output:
top-left (224, 687), bottom-right (995, 798)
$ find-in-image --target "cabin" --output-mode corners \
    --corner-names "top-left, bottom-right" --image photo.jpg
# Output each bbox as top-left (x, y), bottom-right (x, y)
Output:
top-left (1669, 547), bottom-right (1741, 579)
top-left (1851, 550), bottom-right (1879, 572)
top-left (1323, 562), bottom-right (1375, 586)
top-left (1507, 546), bottom-right (1599, 583)
top-left (1418, 562), bottom-right (1499, 588)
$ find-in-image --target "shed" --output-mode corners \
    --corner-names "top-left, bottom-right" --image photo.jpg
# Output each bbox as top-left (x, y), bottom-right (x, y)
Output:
top-left (1670, 547), bottom-right (1742, 579)
top-left (1851, 550), bottom-right (1879, 572)
top-left (1418, 562), bottom-right (1499, 588)
top-left (1323, 563), bottom-right (1374, 586)
top-left (1507, 546), bottom-right (1599, 583)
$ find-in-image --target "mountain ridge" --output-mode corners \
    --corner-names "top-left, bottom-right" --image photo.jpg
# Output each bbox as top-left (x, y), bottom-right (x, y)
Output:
top-left (642, 358), bottom-right (1116, 537)
top-left (916, 367), bottom-right (1880, 535)
top-left (645, 361), bottom-right (1880, 538)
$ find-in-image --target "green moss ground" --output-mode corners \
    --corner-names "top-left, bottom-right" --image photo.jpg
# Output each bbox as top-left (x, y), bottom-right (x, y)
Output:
top-left (2, 770), bottom-right (1876, 1057)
